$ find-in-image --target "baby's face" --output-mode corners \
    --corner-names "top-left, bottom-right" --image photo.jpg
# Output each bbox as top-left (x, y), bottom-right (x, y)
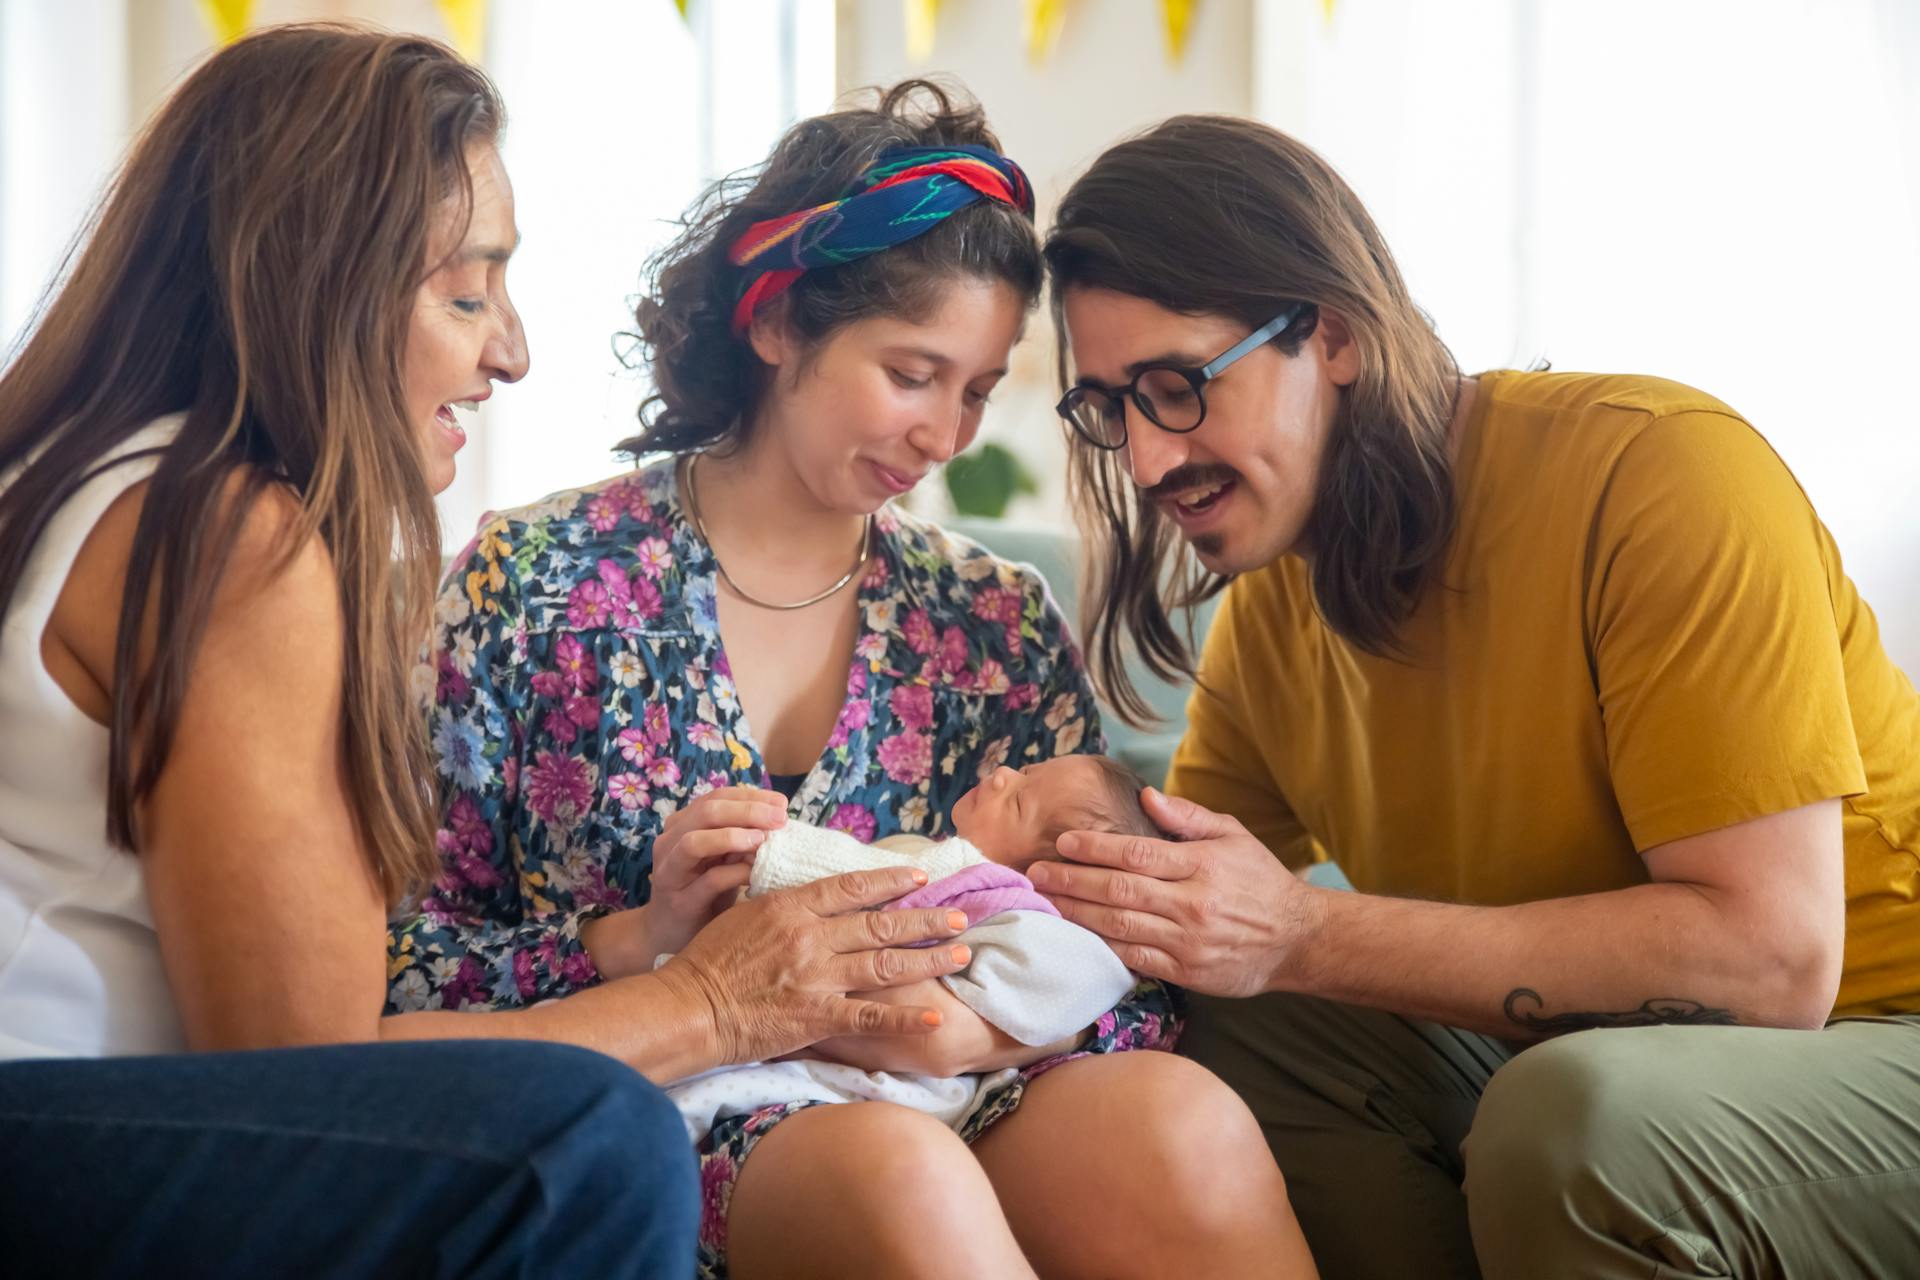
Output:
top-left (950, 755), bottom-right (1110, 870)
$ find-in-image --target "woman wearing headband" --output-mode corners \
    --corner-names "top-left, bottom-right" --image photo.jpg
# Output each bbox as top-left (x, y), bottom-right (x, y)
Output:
top-left (393, 82), bottom-right (1318, 1278)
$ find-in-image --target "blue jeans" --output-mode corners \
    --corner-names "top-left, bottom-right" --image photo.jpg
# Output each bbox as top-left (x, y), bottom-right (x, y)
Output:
top-left (0, 1040), bottom-right (697, 1278)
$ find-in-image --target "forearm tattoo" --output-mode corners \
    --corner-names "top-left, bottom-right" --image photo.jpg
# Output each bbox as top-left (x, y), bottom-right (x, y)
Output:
top-left (1502, 987), bottom-right (1738, 1035)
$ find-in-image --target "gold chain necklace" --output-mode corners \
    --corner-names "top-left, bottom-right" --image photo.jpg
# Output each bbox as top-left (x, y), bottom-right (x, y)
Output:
top-left (684, 454), bottom-right (873, 611)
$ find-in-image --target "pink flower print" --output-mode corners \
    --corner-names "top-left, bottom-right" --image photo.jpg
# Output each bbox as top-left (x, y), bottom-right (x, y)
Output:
top-left (644, 702), bottom-right (672, 747)
top-left (564, 694), bottom-right (600, 730)
top-left (862, 556), bottom-right (891, 589)
top-left (635, 537), bottom-right (674, 579)
top-left (687, 722), bottom-right (725, 752)
top-left (567, 578), bottom-right (611, 629)
top-left (554, 633), bottom-right (597, 692)
top-left (585, 492), bottom-right (624, 533)
top-left (855, 632), bottom-right (888, 663)
top-left (542, 707), bottom-right (579, 746)
top-left (1006, 682), bottom-right (1040, 712)
top-left (595, 560), bottom-right (641, 630)
top-left (435, 652), bottom-right (469, 706)
top-left (826, 802), bottom-right (878, 843)
top-left (890, 683), bottom-right (933, 732)
top-left (903, 608), bottom-right (937, 656)
top-left (614, 478), bottom-right (651, 519)
top-left (446, 793), bottom-right (491, 853)
top-left (615, 728), bottom-right (651, 766)
top-left (626, 571), bottom-right (663, 623)
top-left (454, 845), bottom-right (501, 891)
top-left (971, 587), bottom-right (1024, 656)
top-left (511, 949), bottom-right (539, 1000)
top-left (826, 698), bottom-right (870, 749)
top-left (846, 662), bottom-right (868, 698)
top-left (876, 730), bottom-right (932, 786)
top-left (529, 670), bottom-right (567, 700)
top-left (441, 956), bottom-right (487, 1010)
top-left (645, 756), bottom-right (682, 789)
top-left (701, 1152), bottom-right (739, 1253)
top-left (971, 586), bottom-right (1017, 625)
top-left (938, 625), bottom-right (969, 678)
top-left (501, 755), bottom-right (519, 800)
top-left (613, 773), bottom-right (655, 822)
top-left (973, 658), bottom-right (1010, 696)
top-left (526, 751), bottom-right (595, 830)
top-left (560, 949), bottom-right (598, 986)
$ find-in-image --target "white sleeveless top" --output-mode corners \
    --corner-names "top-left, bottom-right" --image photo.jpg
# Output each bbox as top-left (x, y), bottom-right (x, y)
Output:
top-left (0, 416), bottom-right (187, 1060)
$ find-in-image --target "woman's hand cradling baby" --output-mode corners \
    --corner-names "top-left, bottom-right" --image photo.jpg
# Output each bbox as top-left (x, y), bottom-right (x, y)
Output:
top-left (655, 868), bottom-right (976, 1066)
top-left (580, 785), bottom-right (788, 979)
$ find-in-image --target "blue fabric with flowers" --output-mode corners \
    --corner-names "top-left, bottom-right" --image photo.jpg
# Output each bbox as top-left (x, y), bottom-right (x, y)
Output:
top-left (386, 454), bottom-right (1180, 1274)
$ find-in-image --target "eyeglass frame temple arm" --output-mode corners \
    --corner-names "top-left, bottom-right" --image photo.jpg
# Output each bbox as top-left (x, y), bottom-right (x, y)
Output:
top-left (1199, 304), bottom-right (1306, 381)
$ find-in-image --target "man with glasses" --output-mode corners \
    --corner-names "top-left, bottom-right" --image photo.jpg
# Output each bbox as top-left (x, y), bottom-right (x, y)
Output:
top-left (1028, 113), bottom-right (1920, 1280)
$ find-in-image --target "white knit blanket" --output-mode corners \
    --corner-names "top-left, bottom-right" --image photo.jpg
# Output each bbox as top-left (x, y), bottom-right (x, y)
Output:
top-left (664, 820), bottom-right (1135, 1143)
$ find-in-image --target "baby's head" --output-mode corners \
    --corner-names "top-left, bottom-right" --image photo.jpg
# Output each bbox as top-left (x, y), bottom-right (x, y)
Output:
top-left (950, 754), bottom-right (1155, 871)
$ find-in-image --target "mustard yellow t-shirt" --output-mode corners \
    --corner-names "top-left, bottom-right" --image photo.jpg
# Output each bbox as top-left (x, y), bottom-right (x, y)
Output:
top-left (1167, 370), bottom-right (1920, 1017)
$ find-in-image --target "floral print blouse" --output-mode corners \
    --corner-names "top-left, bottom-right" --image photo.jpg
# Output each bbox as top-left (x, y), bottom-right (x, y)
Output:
top-left (387, 454), bottom-right (1112, 1013)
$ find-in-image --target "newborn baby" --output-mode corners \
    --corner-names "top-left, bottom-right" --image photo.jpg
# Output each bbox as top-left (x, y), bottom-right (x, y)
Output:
top-left (664, 754), bottom-right (1155, 1143)
top-left (748, 754), bottom-right (1156, 894)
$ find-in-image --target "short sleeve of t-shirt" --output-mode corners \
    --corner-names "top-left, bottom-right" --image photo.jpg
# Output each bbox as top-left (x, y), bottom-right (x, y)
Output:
top-left (1586, 409), bottom-right (1866, 850)
top-left (1167, 579), bottom-right (1316, 866)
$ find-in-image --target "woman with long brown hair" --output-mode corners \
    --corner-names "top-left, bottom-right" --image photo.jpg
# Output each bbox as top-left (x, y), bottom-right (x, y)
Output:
top-left (1033, 115), bottom-right (1920, 1276)
top-left (0, 26), bottom-right (975, 1276)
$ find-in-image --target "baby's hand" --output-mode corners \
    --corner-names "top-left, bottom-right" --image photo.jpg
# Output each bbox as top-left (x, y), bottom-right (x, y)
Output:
top-left (648, 785), bottom-right (787, 955)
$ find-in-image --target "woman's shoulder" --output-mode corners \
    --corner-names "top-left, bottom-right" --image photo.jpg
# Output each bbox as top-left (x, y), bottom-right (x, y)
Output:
top-left (878, 505), bottom-right (1062, 620)
top-left (467, 455), bottom-right (681, 549)
top-left (443, 455), bottom-right (696, 631)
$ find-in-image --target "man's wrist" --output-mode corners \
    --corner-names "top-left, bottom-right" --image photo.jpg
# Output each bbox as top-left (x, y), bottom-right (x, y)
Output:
top-left (1265, 881), bottom-right (1334, 994)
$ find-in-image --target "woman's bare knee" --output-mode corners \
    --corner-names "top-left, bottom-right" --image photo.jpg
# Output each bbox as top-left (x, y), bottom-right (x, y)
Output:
top-left (728, 1102), bottom-right (1035, 1280)
top-left (978, 1054), bottom-right (1314, 1278)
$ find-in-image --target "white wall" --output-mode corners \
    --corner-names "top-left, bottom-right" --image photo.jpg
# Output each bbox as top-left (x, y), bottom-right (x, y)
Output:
top-left (0, 0), bottom-right (128, 352)
top-left (1260, 0), bottom-right (1920, 675)
top-left (468, 0), bottom-right (836, 543)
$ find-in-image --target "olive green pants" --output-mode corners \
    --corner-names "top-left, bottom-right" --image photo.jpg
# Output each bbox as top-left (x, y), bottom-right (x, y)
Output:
top-left (1179, 992), bottom-right (1920, 1278)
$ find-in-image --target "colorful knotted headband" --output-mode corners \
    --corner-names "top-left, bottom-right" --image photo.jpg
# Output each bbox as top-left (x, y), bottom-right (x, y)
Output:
top-left (727, 144), bottom-right (1035, 335)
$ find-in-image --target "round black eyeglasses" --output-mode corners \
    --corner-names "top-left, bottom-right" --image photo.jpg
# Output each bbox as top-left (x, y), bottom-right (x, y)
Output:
top-left (1055, 303), bottom-right (1312, 450)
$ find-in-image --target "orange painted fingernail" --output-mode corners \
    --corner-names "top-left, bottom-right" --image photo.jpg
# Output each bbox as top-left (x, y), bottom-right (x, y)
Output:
top-left (921, 1009), bottom-right (943, 1027)
top-left (946, 911), bottom-right (968, 931)
top-left (910, 870), bottom-right (929, 885)
top-left (950, 944), bottom-right (972, 966)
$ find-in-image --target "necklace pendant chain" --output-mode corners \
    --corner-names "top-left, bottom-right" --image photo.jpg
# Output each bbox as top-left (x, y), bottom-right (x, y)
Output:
top-left (685, 454), bottom-right (874, 611)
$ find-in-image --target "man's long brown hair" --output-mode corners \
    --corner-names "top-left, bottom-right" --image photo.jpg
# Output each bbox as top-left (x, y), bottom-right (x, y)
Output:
top-left (1045, 116), bottom-right (1460, 727)
top-left (0, 25), bottom-right (503, 903)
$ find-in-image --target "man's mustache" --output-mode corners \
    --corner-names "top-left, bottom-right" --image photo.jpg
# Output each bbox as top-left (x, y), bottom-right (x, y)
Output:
top-left (1144, 464), bottom-right (1242, 501)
